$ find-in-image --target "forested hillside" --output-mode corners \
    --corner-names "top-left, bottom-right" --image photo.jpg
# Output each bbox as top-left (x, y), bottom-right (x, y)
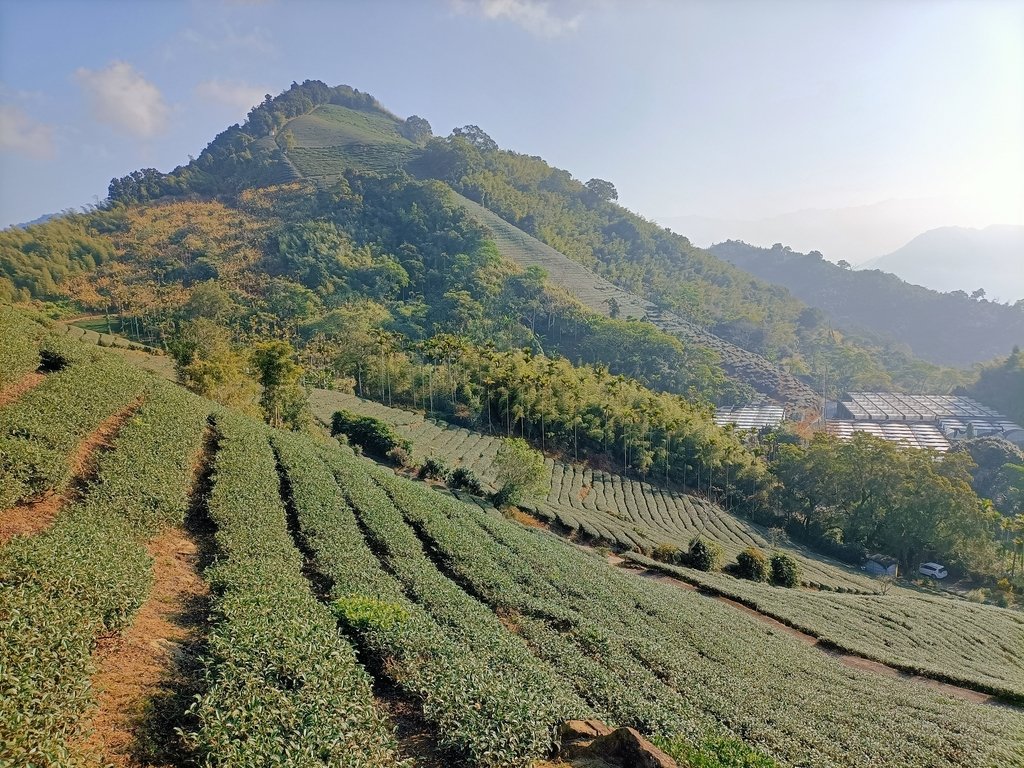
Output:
top-left (710, 240), bottom-right (1024, 367)
top-left (966, 348), bottom-right (1024, 427)
top-left (71, 79), bottom-right (973, 398)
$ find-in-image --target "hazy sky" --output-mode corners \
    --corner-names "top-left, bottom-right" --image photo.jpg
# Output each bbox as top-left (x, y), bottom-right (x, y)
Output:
top-left (1, 0), bottom-right (1021, 262)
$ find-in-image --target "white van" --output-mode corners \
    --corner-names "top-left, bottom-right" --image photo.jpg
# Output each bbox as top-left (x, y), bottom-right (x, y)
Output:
top-left (918, 562), bottom-right (948, 579)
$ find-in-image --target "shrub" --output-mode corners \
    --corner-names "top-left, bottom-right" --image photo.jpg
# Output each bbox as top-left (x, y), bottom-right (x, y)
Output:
top-left (386, 445), bottom-right (412, 467)
top-left (735, 547), bottom-right (770, 582)
top-left (449, 466), bottom-right (483, 495)
top-left (334, 596), bottom-right (409, 631)
top-left (687, 537), bottom-right (723, 572)
top-left (493, 437), bottom-right (546, 506)
top-left (652, 543), bottom-right (681, 563)
top-left (770, 553), bottom-right (800, 587)
top-left (330, 409), bottom-right (411, 459)
top-left (418, 456), bottom-right (449, 480)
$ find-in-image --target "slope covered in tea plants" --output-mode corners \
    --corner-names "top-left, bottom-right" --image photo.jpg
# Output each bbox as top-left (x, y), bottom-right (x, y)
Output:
top-left (630, 552), bottom-right (1024, 702)
top-left (5, 314), bottom-right (1023, 767)
top-left (278, 434), bottom-right (1024, 768)
top-left (309, 389), bottom-right (879, 593)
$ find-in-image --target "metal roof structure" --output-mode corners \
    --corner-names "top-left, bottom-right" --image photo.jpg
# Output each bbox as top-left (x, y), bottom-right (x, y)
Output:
top-left (714, 404), bottom-right (786, 430)
top-left (833, 392), bottom-right (1021, 444)
top-left (837, 393), bottom-right (1006, 423)
top-left (826, 420), bottom-right (951, 452)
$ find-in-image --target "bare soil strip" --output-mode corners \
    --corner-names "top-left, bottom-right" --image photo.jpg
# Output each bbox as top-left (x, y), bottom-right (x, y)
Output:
top-left (84, 528), bottom-right (210, 767)
top-left (0, 370), bottom-right (45, 409)
top-left (83, 427), bottom-right (218, 767)
top-left (0, 398), bottom-right (144, 545)
top-left (373, 678), bottom-right (470, 768)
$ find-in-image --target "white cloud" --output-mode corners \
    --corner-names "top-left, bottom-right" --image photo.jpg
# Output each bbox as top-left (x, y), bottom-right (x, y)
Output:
top-left (74, 61), bottom-right (170, 139)
top-left (0, 105), bottom-right (55, 158)
top-left (196, 79), bottom-right (269, 116)
top-left (452, 0), bottom-right (582, 38)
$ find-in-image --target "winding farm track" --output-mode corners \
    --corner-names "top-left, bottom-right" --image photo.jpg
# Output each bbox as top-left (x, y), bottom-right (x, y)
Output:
top-left (0, 398), bottom-right (144, 545)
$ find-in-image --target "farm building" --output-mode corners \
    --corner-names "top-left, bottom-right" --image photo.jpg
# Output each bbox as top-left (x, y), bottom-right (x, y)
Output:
top-left (863, 555), bottom-right (899, 577)
top-left (827, 392), bottom-right (1021, 451)
top-left (713, 404), bottom-right (786, 429)
top-left (826, 420), bottom-right (951, 451)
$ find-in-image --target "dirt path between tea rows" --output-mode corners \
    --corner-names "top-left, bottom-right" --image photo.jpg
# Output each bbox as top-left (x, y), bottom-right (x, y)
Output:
top-left (0, 399), bottom-right (144, 545)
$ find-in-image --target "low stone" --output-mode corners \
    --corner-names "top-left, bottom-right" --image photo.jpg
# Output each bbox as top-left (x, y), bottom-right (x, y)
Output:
top-left (560, 719), bottom-right (614, 743)
top-left (559, 719), bottom-right (678, 768)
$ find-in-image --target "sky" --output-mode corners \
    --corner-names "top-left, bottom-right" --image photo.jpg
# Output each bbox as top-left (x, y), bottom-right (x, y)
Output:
top-left (1, 0), bottom-right (1022, 264)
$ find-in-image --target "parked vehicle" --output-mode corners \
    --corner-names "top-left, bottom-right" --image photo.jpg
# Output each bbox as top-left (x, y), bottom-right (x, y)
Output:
top-left (918, 562), bottom-right (948, 580)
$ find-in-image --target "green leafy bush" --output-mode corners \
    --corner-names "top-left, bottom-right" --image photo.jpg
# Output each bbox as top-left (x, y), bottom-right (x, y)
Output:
top-left (735, 547), bottom-right (770, 582)
top-left (418, 456), bottom-right (449, 480)
top-left (687, 537), bottom-right (724, 572)
top-left (653, 543), bottom-right (682, 563)
top-left (333, 595), bottom-right (408, 631)
top-left (770, 553), bottom-right (800, 588)
top-left (449, 465), bottom-right (483, 495)
top-left (330, 408), bottom-right (411, 458)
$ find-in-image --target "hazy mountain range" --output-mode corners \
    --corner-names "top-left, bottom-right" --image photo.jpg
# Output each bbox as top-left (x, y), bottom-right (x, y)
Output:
top-left (861, 225), bottom-right (1024, 302)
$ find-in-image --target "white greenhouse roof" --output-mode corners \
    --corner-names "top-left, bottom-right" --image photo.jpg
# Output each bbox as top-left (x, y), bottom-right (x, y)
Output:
top-left (826, 420), bottom-right (950, 452)
top-left (838, 393), bottom-right (1005, 423)
top-left (714, 404), bottom-right (787, 429)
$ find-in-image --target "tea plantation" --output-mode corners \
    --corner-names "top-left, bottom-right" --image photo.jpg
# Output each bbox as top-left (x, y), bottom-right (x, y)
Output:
top-left (1, 311), bottom-right (1022, 767)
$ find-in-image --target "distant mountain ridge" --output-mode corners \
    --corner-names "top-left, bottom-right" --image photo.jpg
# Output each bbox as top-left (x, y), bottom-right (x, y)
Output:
top-left (710, 240), bottom-right (1024, 368)
top-left (861, 225), bottom-right (1024, 302)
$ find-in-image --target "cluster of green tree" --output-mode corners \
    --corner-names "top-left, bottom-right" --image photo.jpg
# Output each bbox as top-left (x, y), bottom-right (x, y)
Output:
top-left (167, 320), bottom-right (309, 430)
top-left (412, 129), bottom-right (978, 396)
top-left (769, 432), bottom-right (1000, 573)
top-left (55, 168), bottom-right (747, 405)
top-left (952, 437), bottom-right (1024, 516)
top-left (965, 347), bottom-right (1024, 426)
top-left (317, 331), bottom-right (765, 498)
top-left (710, 240), bottom-right (1024, 368)
top-left (0, 211), bottom-right (124, 301)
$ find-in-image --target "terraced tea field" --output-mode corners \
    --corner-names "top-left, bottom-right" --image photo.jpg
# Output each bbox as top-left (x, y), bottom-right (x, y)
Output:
top-left (3, 314), bottom-right (1023, 768)
top-left (309, 389), bottom-right (881, 593)
top-left (452, 193), bottom-right (821, 411)
top-left (629, 552), bottom-right (1024, 702)
top-left (282, 104), bottom-right (418, 176)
